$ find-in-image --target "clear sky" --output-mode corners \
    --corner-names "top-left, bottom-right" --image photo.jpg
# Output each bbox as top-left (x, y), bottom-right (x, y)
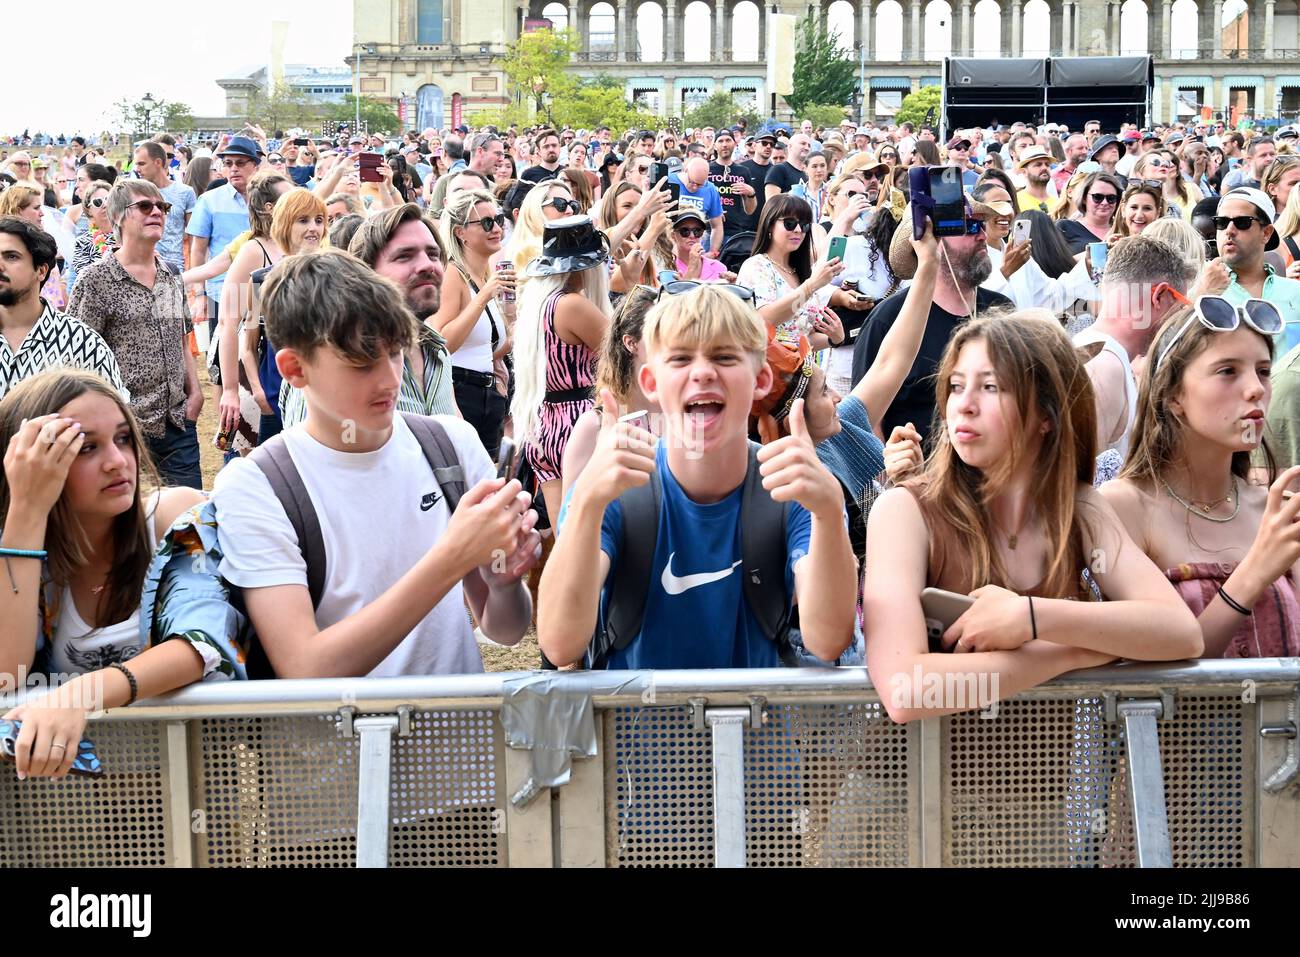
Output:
top-left (6, 0), bottom-right (353, 134)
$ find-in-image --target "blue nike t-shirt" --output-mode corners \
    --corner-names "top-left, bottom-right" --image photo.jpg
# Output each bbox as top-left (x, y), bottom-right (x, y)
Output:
top-left (597, 443), bottom-right (812, 669)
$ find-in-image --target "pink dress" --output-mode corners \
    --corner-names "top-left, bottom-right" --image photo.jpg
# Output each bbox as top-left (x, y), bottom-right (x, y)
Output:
top-left (524, 291), bottom-right (596, 484)
top-left (1166, 562), bottom-right (1300, 657)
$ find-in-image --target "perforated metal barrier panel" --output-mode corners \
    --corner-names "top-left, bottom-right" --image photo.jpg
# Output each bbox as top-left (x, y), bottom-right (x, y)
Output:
top-left (944, 695), bottom-right (1249, 867)
top-left (0, 677), bottom-right (1281, 868)
top-left (606, 702), bottom-right (911, 867)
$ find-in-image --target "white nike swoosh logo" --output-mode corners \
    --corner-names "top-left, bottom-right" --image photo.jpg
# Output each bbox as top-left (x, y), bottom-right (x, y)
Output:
top-left (661, 552), bottom-right (742, 596)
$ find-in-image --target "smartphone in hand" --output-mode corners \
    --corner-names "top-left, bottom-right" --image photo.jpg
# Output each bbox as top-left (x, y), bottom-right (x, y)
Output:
top-left (496, 438), bottom-right (520, 481)
top-left (828, 235), bottom-right (848, 262)
top-left (0, 719), bottom-right (104, 777)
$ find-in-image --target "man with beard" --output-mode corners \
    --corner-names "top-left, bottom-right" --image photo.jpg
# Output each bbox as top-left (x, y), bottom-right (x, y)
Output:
top-left (0, 216), bottom-right (124, 401)
top-left (850, 212), bottom-right (1012, 446)
top-left (278, 204), bottom-right (460, 427)
top-left (1052, 133), bottom-right (1090, 193)
top-left (519, 128), bottom-right (564, 184)
top-left (708, 128), bottom-right (760, 239)
top-left (1015, 146), bottom-right (1058, 214)
top-left (1216, 187), bottom-right (1300, 354)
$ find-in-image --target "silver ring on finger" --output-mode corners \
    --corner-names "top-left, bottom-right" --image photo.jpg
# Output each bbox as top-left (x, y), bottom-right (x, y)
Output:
top-left (50, 742), bottom-right (67, 753)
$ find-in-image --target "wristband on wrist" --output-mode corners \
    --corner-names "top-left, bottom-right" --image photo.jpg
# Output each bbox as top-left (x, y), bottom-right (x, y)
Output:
top-left (1218, 586), bottom-right (1251, 616)
top-left (1028, 595), bottom-right (1038, 641)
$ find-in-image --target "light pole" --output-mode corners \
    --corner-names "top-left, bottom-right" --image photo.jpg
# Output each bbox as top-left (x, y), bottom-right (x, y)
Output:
top-left (141, 92), bottom-right (157, 139)
top-left (354, 44), bottom-right (362, 133)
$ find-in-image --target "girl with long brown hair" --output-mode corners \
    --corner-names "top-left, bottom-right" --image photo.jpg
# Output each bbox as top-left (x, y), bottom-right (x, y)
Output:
top-left (0, 370), bottom-right (247, 777)
top-left (864, 314), bottom-right (1202, 723)
top-left (1100, 300), bottom-right (1300, 656)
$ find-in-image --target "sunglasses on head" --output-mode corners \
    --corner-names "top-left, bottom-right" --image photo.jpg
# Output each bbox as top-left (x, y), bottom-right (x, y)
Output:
top-left (675, 226), bottom-right (705, 238)
top-left (1212, 214), bottom-right (1266, 231)
top-left (1156, 295), bottom-right (1284, 373)
top-left (779, 217), bottom-right (809, 232)
top-left (128, 199), bottom-right (172, 216)
top-left (655, 279), bottom-right (756, 303)
top-left (549, 197), bottom-right (581, 214)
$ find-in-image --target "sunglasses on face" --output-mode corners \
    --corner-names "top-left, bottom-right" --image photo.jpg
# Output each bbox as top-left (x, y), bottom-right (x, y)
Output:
top-left (1213, 215), bottom-right (1265, 231)
top-left (548, 197), bottom-right (581, 214)
top-left (1088, 192), bottom-right (1119, 205)
top-left (675, 226), bottom-right (705, 238)
top-left (470, 212), bottom-right (507, 231)
top-left (88, 197), bottom-right (108, 208)
top-left (779, 218), bottom-right (809, 232)
top-left (1145, 158), bottom-right (1173, 169)
top-left (267, 155), bottom-right (285, 164)
top-left (1156, 296), bottom-right (1283, 373)
top-left (128, 199), bottom-right (172, 216)
top-left (655, 279), bottom-right (756, 302)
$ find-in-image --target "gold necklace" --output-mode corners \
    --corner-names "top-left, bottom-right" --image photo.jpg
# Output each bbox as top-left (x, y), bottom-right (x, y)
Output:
top-left (1161, 475), bottom-right (1240, 522)
top-left (999, 509), bottom-right (1034, 550)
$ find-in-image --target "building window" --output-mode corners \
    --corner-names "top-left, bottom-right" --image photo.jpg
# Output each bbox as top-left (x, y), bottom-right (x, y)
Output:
top-left (418, 0), bottom-right (444, 44)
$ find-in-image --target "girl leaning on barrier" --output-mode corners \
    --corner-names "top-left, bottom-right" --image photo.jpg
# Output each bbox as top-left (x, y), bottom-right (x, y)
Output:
top-left (1100, 299), bottom-right (1300, 657)
top-left (863, 313), bottom-right (1204, 724)
top-left (0, 370), bottom-right (249, 778)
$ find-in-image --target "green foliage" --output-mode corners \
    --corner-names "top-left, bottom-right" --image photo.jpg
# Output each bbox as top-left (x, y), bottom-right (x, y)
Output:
top-left (501, 28), bottom-right (581, 119)
top-left (800, 103), bottom-right (853, 129)
top-left (550, 77), bottom-right (658, 132)
top-left (682, 90), bottom-right (762, 133)
top-left (245, 82), bottom-right (328, 132)
top-left (112, 95), bottom-right (195, 136)
top-left (326, 95), bottom-right (403, 135)
top-left (894, 86), bottom-right (942, 130)
top-left (788, 17), bottom-right (857, 117)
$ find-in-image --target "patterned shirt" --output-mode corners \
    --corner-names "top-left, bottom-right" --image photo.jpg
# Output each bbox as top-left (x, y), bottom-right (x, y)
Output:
top-left (279, 322), bottom-right (459, 427)
top-left (0, 299), bottom-right (126, 402)
top-left (66, 253), bottom-right (188, 438)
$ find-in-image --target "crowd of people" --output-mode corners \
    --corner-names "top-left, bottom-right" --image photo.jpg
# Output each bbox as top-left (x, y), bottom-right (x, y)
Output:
top-left (0, 111), bottom-right (1298, 779)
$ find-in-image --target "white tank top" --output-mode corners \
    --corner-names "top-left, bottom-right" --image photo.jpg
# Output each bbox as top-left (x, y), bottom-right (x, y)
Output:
top-left (47, 494), bottom-right (159, 677)
top-left (450, 267), bottom-right (501, 375)
top-left (1073, 328), bottom-right (1138, 459)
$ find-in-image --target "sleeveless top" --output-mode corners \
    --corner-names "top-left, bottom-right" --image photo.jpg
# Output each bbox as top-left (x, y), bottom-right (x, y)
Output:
top-left (1072, 327), bottom-right (1137, 459)
top-left (450, 264), bottom-right (502, 375)
top-left (48, 493), bottom-right (159, 676)
top-left (540, 290), bottom-right (596, 399)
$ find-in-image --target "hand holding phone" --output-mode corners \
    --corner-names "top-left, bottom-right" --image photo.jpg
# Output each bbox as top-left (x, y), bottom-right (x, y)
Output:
top-left (827, 235), bottom-right (848, 263)
top-left (496, 438), bottom-right (520, 481)
top-left (920, 587), bottom-right (975, 651)
top-left (0, 717), bottom-right (104, 778)
top-left (1012, 219), bottom-right (1032, 246)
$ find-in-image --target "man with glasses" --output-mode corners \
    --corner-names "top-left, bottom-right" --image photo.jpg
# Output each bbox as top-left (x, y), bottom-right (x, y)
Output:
top-left (186, 134), bottom-right (259, 349)
top-left (671, 158), bottom-right (724, 256)
top-left (708, 129), bottom-right (760, 240)
top-left (1217, 187), bottom-right (1300, 353)
top-left (946, 135), bottom-right (982, 188)
top-left (520, 128), bottom-right (564, 184)
top-left (133, 141), bottom-right (195, 274)
top-left (467, 132), bottom-right (504, 180)
top-left (1073, 236), bottom-right (1190, 465)
top-left (1222, 137), bottom-right (1275, 192)
top-left (68, 179), bottom-right (203, 488)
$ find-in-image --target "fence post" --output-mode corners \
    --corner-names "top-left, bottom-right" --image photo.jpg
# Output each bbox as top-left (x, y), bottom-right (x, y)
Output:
top-left (1116, 699), bottom-right (1173, 868)
top-left (706, 707), bottom-right (752, 868)
top-left (164, 721), bottom-right (194, 868)
top-left (1257, 689), bottom-right (1300, 867)
top-left (353, 715), bottom-right (399, 868)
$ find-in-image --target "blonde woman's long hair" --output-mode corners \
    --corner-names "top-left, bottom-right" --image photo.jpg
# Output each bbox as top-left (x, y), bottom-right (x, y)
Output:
top-left (510, 262), bottom-right (610, 447)
top-left (1141, 217), bottom-right (1207, 278)
top-left (439, 188), bottom-right (500, 281)
top-left (1276, 175), bottom-right (1300, 240)
top-left (906, 313), bottom-right (1099, 599)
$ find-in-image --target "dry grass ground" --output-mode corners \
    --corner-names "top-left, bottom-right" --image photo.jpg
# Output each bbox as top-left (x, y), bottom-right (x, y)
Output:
top-left (196, 368), bottom-right (543, 672)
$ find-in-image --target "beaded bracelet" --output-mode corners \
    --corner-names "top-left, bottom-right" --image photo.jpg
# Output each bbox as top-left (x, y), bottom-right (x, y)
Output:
top-left (108, 662), bottom-right (138, 706)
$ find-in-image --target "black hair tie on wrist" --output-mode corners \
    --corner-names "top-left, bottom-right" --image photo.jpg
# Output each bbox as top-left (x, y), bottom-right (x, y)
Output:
top-left (1218, 586), bottom-right (1251, 617)
top-left (1028, 595), bottom-right (1038, 641)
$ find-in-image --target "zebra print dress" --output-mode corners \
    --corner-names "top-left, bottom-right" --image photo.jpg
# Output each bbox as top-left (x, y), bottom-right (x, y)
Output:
top-left (524, 290), bottom-right (597, 484)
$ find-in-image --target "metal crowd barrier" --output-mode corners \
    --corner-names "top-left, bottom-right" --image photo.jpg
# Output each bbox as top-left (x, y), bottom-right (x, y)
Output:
top-left (1, 660), bottom-right (1296, 868)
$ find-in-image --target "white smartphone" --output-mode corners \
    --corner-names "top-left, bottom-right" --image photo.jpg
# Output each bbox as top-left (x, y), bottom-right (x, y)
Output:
top-left (1012, 219), bottom-right (1031, 245)
top-left (920, 587), bottom-right (975, 650)
top-left (619, 410), bottom-right (650, 430)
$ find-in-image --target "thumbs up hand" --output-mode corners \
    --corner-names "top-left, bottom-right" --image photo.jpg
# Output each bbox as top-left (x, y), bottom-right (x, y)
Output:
top-left (756, 397), bottom-right (844, 521)
top-left (575, 389), bottom-right (658, 510)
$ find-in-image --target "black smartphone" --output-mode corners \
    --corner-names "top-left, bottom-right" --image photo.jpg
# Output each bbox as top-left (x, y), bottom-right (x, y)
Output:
top-left (665, 181), bottom-right (681, 203)
top-left (0, 719), bottom-right (104, 777)
top-left (926, 166), bottom-right (967, 237)
top-left (496, 438), bottom-right (520, 481)
top-left (651, 161), bottom-right (671, 187)
top-left (1205, 238), bottom-right (1218, 259)
top-left (293, 138), bottom-right (309, 146)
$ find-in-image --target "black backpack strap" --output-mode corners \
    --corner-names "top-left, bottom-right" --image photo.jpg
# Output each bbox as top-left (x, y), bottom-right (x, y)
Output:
top-left (589, 470), bottom-right (661, 668)
top-left (740, 441), bottom-right (797, 665)
top-left (400, 412), bottom-right (466, 513)
top-left (1286, 235), bottom-right (1300, 263)
top-left (248, 436), bottom-right (326, 609)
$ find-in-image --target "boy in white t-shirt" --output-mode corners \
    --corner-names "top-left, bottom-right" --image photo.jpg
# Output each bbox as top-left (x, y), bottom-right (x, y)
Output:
top-left (212, 249), bottom-right (540, 678)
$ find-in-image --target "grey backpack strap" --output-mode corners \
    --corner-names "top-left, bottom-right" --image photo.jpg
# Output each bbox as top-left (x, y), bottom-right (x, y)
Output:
top-left (590, 470), bottom-right (661, 668)
top-left (401, 412), bottom-right (466, 513)
top-left (740, 441), bottom-right (796, 663)
top-left (248, 437), bottom-right (326, 610)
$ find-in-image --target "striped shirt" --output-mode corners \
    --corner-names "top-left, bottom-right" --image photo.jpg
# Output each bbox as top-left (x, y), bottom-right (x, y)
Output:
top-left (279, 323), bottom-right (459, 427)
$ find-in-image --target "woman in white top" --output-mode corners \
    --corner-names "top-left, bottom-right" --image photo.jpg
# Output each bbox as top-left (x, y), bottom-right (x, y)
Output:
top-left (433, 189), bottom-right (519, 457)
top-left (736, 193), bottom-right (844, 350)
top-left (0, 370), bottom-right (247, 778)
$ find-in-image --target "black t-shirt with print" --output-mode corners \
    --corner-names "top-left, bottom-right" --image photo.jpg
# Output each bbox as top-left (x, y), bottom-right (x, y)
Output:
top-left (709, 160), bottom-right (763, 235)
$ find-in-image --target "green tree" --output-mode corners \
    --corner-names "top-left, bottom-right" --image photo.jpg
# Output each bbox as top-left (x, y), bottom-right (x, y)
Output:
top-left (245, 82), bottom-right (327, 132)
top-left (799, 103), bottom-right (853, 129)
top-left (112, 95), bottom-right (196, 136)
top-left (682, 90), bottom-right (761, 132)
top-left (787, 17), bottom-right (857, 117)
top-left (501, 28), bottom-right (580, 121)
top-left (551, 77), bottom-right (658, 132)
top-left (326, 95), bottom-right (403, 135)
top-left (894, 85), bottom-right (942, 130)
